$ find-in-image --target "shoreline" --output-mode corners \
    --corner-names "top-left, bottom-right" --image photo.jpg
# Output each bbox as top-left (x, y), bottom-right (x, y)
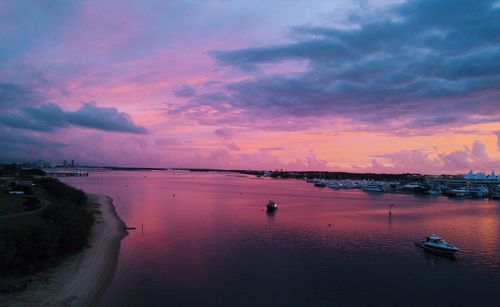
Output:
top-left (3, 193), bottom-right (128, 306)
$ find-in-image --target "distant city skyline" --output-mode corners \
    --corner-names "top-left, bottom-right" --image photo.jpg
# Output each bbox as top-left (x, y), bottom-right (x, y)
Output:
top-left (1, 0), bottom-right (499, 173)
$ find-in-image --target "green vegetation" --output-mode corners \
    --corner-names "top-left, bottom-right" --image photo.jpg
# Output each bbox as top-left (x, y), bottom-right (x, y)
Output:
top-left (0, 193), bottom-right (27, 216)
top-left (0, 178), bottom-right (94, 275)
top-left (0, 163), bottom-right (46, 177)
top-left (0, 177), bottom-right (46, 217)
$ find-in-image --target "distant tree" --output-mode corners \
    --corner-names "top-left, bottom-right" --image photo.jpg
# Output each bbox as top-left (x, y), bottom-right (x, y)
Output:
top-left (20, 168), bottom-right (46, 177)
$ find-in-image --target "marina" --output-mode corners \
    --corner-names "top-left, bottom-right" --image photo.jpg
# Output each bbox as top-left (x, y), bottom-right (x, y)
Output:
top-left (305, 170), bottom-right (500, 200)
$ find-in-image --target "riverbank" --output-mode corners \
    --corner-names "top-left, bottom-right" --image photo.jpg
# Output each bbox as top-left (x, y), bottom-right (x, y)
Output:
top-left (2, 193), bottom-right (128, 306)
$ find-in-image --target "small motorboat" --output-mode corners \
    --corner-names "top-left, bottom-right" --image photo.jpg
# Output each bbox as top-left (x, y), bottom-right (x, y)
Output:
top-left (415, 234), bottom-right (459, 255)
top-left (266, 200), bottom-right (278, 212)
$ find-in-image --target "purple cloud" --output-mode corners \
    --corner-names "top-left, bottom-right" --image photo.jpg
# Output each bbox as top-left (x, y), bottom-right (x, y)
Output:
top-left (0, 83), bottom-right (44, 109)
top-left (214, 127), bottom-right (235, 139)
top-left (195, 0), bottom-right (500, 132)
top-left (0, 102), bottom-right (147, 134)
top-left (226, 142), bottom-right (240, 151)
top-left (371, 140), bottom-right (500, 173)
top-left (174, 85), bottom-right (197, 97)
top-left (0, 127), bottom-right (67, 162)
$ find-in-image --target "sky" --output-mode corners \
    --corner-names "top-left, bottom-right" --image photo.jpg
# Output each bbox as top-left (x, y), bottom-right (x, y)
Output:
top-left (1, 0), bottom-right (500, 174)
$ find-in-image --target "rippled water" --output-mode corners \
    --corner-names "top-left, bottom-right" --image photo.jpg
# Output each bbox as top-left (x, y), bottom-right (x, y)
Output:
top-left (62, 171), bottom-right (500, 306)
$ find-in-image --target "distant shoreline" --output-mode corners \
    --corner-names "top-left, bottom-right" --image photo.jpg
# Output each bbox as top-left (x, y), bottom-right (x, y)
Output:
top-left (3, 193), bottom-right (128, 306)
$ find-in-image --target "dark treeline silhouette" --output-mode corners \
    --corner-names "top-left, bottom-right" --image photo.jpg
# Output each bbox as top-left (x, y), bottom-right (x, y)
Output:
top-left (36, 177), bottom-right (87, 206)
top-left (270, 170), bottom-right (425, 182)
top-left (175, 168), bottom-right (262, 175)
top-left (0, 164), bottom-right (46, 177)
top-left (0, 178), bottom-right (94, 275)
top-left (175, 168), bottom-right (427, 182)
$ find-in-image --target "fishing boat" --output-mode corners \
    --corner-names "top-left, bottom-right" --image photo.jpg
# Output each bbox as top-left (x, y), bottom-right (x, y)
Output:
top-left (415, 234), bottom-right (459, 256)
top-left (266, 200), bottom-right (278, 212)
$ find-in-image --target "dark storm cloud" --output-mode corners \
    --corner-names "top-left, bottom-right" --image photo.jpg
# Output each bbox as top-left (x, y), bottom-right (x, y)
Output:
top-left (0, 127), bottom-right (67, 162)
top-left (0, 103), bottom-right (148, 134)
top-left (204, 0), bottom-right (500, 130)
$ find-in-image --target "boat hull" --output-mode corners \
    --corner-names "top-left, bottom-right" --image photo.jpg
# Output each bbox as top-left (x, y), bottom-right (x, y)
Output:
top-left (266, 204), bottom-right (278, 212)
top-left (416, 242), bottom-right (459, 257)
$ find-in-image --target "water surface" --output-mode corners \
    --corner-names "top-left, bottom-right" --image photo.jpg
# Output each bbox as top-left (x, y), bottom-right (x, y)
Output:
top-left (63, 171), bottom-right (500, 306)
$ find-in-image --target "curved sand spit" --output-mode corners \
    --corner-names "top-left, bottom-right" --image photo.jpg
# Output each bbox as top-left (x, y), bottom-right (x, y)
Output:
top-left (3, 193), bottom-right (128, 307)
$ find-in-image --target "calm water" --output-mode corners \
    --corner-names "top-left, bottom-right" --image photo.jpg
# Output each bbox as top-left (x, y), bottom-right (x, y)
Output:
top-left (63, 171), bottom-right (500, 306)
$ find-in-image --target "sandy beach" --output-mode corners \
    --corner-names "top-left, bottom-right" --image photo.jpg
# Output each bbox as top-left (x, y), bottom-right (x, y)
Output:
top-left (2, 193), bottom-right (128, 307)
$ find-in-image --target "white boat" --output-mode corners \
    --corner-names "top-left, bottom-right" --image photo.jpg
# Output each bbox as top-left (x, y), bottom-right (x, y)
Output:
top-left (416, 234), bottom-right (459, 255)
top-left (326, 181), bottom-right (342, 189)
top-left (402, 183), bottom-right (420, 191)
top-left (448, 188), bottom-right (469, 198)
top-left (426, 188), bottom-right (442, 195)
top-left (467, 186), bottom-right (489, 198)
top-left (314, 179), bottom-right (327, 187)
top-left (362, 184), bottom-right (384, 192)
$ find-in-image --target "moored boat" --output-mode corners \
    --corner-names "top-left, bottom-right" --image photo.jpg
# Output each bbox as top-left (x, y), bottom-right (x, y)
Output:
top-left (266, 200), bottom-right (278, 212)
top-left (362, 184), bottom-right (384, 192)
top-left (467, 186), bottom-right (489, 198)
top-left (314, 179), bottom-right (327, 187)
top-left (415, 234), bottom-right (459, 256)
top-left (448, 188), bottom-right (469, 198)
top-left (326, 181), bottom-right (342, 189)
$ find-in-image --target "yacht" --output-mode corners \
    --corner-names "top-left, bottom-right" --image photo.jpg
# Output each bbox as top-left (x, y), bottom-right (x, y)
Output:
top-left (416, 234), bottom-right (459, 255)
top-left (362, 184), bottom-right (384, 192)
top-left (426, 188), bottom-right (442, 195)
top-left (326, 181), bottom-right (342, 189)
top-left (314, 179), bottom-right (327, 187)
top-left (467, 186), bottom-right (489, 198)
top-left (266, 200), bottom-right (278, 212)
top-left (448, 188), bottom-right (469, 198)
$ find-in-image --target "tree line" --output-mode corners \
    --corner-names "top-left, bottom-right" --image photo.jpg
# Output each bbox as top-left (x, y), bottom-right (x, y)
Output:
top-left (0, 178), bottom-right (94, 275)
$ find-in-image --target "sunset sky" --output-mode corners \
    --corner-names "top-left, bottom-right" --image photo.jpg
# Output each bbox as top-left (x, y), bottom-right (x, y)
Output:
top-left (1, 0), bottom-right (499, 173)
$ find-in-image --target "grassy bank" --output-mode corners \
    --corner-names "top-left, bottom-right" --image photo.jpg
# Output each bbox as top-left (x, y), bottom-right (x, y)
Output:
top-left (0, 178), bottom-right (94, 276)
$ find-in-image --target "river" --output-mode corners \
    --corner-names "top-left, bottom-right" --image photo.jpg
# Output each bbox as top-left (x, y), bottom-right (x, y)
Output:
top-left (62, 170), bottom-right (500, 306)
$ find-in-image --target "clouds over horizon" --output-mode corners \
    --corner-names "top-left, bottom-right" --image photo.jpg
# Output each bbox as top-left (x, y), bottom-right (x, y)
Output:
top-left (366, 139), bottom-right (500, 173)
top-left (0, 102), bottom-right (147, 134)
top-left (0, 0), bottom-right (499, 171)
top-left (177, 0), bottom-right (500, 134)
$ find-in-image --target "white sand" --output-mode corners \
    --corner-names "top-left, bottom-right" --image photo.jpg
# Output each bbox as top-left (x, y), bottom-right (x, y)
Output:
top-left (2, 194), bottom-right (128, 307)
